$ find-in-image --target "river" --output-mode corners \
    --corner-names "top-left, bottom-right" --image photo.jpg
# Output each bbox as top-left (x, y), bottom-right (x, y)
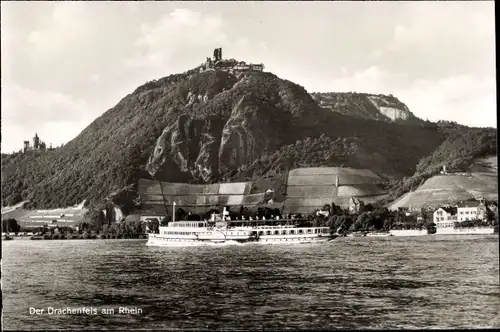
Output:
top-left (2, 235), bottom-right (499, 330)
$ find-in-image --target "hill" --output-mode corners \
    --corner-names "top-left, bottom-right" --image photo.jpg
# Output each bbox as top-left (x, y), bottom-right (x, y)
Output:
top-left (1, 61), bottom-right (495, 213)
top-left (387, 171), bottom-right (497, 211)
top-left (310, 92), bottom-right (421, 123)
top-left (385, 123), bottom-right (497, 203)
top-left (387, 154), bottom-right (498, 210)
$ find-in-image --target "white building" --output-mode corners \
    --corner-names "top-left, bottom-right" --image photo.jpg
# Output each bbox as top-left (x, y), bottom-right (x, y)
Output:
top-left (457, 200), bottom-right (486, 221)
top-left (433, 206), bottom-right (458, 227)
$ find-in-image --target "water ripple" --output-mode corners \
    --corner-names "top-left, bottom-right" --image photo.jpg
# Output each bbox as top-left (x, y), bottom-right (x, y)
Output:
top-left (2, 236), bottom-right (499, 330)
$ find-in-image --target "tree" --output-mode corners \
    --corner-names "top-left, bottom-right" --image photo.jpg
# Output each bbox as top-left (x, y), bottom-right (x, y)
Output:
top-left (364, 203), bottom-right (374, 212)
top-left (383, 218), bottom-right (392, 231)
top-left (175, 208), bottom-right (188, 222)
top-left (2, 218), bottom-right (21, 233)
top-left (485, 208), bottom-right (497, 224)
top-left (83, 209), bottom-right (105, 230)
top-left (426, 221), bottom-right (436, 234)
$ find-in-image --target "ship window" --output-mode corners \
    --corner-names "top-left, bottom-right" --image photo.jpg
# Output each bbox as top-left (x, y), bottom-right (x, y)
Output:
top-left (290, 230), bottom-right (295, 234)
top-left (266, 231), bottom-right (271, 235)
top-left (259, 231), bottom-right (264, 235)
top-left (307, 229), bottom-right (312, 234)
top-left (198, 223), bottom-right (203, 227)
top-left (298, 229), bottom-right (304, 234)
top-left (274, 230), bottom-right (279, 235)
top-left (315, 229), bottom-right (319, 234)
top-left (281, 230), bottom-right (286, 235)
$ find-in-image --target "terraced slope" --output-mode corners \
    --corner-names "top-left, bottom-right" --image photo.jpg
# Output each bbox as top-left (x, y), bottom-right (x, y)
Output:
top-left (387, 155), bottom-right (498, 210)
top-left (137, 179), bottom-right (266, 215)
top-left (283, 167), bottom-right (388, 214)
top-left (1, 202), bottom-right (88, 228)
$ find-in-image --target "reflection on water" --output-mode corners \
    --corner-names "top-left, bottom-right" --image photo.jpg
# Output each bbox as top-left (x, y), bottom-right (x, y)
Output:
top-left (2, 236), bottom-right (500, 330)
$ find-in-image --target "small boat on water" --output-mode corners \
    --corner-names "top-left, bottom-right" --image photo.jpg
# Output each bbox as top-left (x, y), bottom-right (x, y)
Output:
top-left (366, 232), bottom-right (392, 237)
top-left (147, 209), bottom-right (336, 246)
top-left (346, 232), bottom-right (366, 237)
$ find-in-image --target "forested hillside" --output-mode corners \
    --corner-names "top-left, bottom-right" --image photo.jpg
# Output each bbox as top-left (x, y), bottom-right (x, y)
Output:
top-left (1, 63), bottom-right (495, 211)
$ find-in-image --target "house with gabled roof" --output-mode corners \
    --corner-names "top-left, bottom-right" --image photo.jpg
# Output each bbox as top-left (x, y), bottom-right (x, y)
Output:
top-left (457, 200), bottom-right (487, 221)
top-left (433, 206), bottom-right (458, 227)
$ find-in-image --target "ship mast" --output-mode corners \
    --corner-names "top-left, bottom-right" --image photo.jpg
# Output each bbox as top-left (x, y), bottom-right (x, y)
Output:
top-left (172, 201), bottom-right (176, 223)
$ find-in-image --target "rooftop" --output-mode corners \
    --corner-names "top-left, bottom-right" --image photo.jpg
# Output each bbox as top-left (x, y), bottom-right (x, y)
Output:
top-left (457, 200), bottom-right (482, 208)
top-left (439, 206), bottom-right (458, 215)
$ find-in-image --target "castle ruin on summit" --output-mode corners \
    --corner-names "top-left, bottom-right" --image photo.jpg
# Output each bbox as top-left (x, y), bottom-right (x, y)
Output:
top-left (200, 48), bottom-right (264, 74)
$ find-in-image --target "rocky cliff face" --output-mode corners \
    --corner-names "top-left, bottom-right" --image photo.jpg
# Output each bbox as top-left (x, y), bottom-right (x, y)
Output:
top-left (146, 72), bottom-right (317, 184)
top-left (311, 92), bottom-right (419, 123)
top-left (147, 114), bottom-right (226, 182)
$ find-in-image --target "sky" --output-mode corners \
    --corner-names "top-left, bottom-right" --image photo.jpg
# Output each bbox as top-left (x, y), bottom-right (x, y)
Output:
top-left (1, 1), bottom-right (496, 153)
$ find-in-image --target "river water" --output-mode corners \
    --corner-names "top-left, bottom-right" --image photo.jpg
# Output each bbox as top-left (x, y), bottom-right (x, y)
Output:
top-left (2, 235), bottom-right (499, 330)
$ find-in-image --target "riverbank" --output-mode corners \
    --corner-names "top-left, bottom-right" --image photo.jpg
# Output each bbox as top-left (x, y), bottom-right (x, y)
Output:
top-left (27, 234), bottom-right (148, 240)
top-left (343, 226), bottom-right (497, 237)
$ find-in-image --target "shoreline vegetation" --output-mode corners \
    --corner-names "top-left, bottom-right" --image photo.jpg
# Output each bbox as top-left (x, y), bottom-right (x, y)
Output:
top-left (2, 218), bottom-right (147, 241)
top-left (2, 200), bottom-right (498, 241)
top-left (28, 234), bottom-right (147, 240)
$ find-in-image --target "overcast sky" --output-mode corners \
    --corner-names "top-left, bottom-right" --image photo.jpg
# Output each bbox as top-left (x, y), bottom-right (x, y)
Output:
top-left (1, 1), bottom-right (496, 153)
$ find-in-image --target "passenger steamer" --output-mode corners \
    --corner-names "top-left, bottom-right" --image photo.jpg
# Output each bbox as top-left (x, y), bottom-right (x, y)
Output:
top-left (146, 208), bottom-right (335, 246)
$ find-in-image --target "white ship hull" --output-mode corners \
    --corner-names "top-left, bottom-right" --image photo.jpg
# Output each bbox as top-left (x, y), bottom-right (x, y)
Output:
top-left (146, 224), bottom-right (335, 246)
top-left (146, 234), bottom-right (333, 247)
top-left (252, 234), bottom-right (332, 244)
top-left (389, 229), bottom-right (428, 237)
top-left (146, 213), bottom-right (335, 247)
top-left (146, 228), bottom-right (258, 246)
top-left (146, 235), bottom-right (246, 247)
top-left (366, 232), bottom-right (392, 237)
top-left (435, 227), bottom-right (496, 235)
